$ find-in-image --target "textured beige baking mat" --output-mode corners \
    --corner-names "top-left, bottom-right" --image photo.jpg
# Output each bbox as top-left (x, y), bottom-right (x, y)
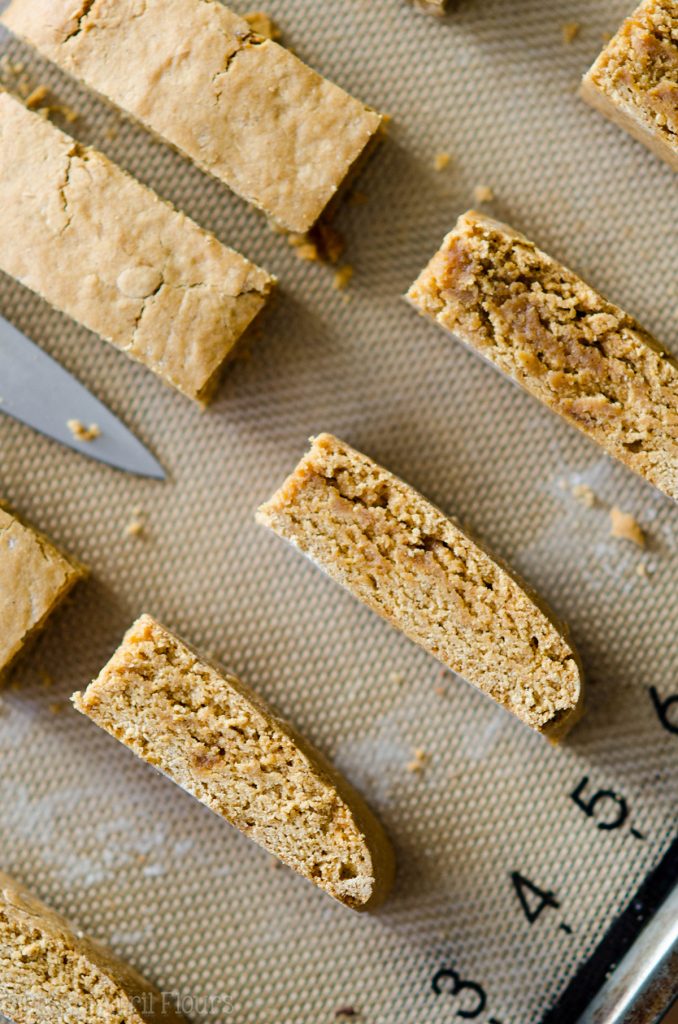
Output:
top-left (0, 1), bottom-right (677, 1022)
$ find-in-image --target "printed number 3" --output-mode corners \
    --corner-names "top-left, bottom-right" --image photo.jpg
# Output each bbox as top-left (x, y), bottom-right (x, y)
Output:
top-left (432, 968), bottom-right (486, 1018)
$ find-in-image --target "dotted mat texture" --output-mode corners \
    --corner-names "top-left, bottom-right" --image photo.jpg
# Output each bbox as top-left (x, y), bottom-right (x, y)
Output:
top-left (0, 2), bottom-right (677, 1023)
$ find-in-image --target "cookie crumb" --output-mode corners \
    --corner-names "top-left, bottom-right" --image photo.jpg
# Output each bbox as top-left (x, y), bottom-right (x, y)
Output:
top-left (244, 11), bottom-right (281, 39)
top-left (25, 84), bottom-right (49, 108)
top-left (562, 22), bottom-right (581, 44)
top-left (635, 562), bottom-right (650, 578)
top-left (473, 184), bottom-right (494, 203)
top-left (335, 1009), bottom-right (359, 1019)
top-left (406, 747), bottom-right (428, 773)
top-left (389, 671), bottom-right (404, 686)
top-left (333, 265), bottom-right (354, 290)
top-left (434, 151), bottom-right (451, 171)
top-left (313, 222), bottom-right (345, 265)
top-left (572, 483), bottom-right (597, 507)
top-left (48, 701), bottom-right (65, 715)
top-left (67, 419), bottom-right (101, 442)
top-left (434, 684), bottom-right (446, 697)
top-left (609, 507), bottom-right (645, 547)
top-left (288, 233), bottom-right (319, 262)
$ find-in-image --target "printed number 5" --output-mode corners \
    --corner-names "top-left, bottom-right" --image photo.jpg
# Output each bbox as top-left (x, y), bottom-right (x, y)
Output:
top-left (432, 968), bottom-right (487, 1018)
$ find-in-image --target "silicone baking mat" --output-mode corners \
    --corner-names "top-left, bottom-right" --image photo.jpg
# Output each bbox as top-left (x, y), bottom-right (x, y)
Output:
top-left (0, 1), bottom-right (676, 1021)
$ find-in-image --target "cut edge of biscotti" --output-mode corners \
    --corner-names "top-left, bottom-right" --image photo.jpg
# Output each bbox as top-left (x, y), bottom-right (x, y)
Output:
top-left (0, 504), bottom-right (86, 683)
top-left (406, 209), bottom-right (678, 502)
top-left (72, 614), bottom-right (395, 911)
top-left (0, 868), bottom-right (186, 1024)
top-left (579, 1), bottom-right (678, 173)
top-left (256, 434), bottom-right (584, 741)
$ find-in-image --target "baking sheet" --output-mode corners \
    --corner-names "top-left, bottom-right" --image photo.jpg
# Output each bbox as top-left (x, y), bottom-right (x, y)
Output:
top-left (0, 1), bottom-right (677, 1021)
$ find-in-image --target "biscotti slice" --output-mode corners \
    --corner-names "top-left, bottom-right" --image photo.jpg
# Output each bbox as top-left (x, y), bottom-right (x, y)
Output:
top-left (2, 0), bottom-right (383, 234)
top-left (581, 0), bottom-right (678, 172)
top-left (407, 211), bottom-right (678, 501)
top-left (0, 92), bottom-right (273, 404)
top-left (72, 615), bottom-right (395, 910)
top-left (0, 869), bottom-right (185, 1023)
top-left (0, 506), bottom-right (84, 682)
top-left (257, 434), bottom-right (584, 739)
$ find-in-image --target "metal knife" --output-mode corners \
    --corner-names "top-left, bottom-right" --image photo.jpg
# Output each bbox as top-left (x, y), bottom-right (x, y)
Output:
top-left (0, 315), bottom-right (165, 479)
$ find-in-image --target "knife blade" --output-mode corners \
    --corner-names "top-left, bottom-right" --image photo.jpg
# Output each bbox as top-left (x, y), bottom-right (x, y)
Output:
top-left (0, 315), bottom-right (165, 479)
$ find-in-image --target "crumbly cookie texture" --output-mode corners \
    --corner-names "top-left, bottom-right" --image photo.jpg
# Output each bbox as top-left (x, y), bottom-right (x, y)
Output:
top-left (0, 506), bottom-right (84, 682)
top-left (257, 434), bottom-right (584, 739)
top-left (73, 615), bottom-right (395, 910)
top-left (0, 869), bottom-right (185, 1023)
top-left (2, 0), bottom-right (383, 233)
top-left (0, 92), bottom-right (273, 404)
top-left (581, 0), bottom-right (678, 171)
top-left (407, 211), bottom-right (678, 501)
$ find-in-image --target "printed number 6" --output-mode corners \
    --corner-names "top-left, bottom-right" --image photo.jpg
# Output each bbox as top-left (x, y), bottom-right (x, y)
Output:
top-left (432, 968), bottom-right (487, 1018)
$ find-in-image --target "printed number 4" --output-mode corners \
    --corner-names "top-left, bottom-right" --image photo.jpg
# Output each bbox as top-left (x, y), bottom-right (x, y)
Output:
top-left (511, 871), bottom-right (560, 924)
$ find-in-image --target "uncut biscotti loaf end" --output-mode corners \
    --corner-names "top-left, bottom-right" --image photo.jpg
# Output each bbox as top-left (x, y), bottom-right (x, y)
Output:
top-left (581, 0), bottom-right (678, 172)
top-left (2, 0), bottom-right (383, 233)
top-left (0, 91), bottom-right (274, 404)
top-left (407, 211), bottom-right (678, 501)
top-left (0, 505), bottom-right (85, 682)
top-left (257, 434), bottom-right (584, 741)
top-left (0, 870), bottom-right (186, 1023)
top-left (73, 615), bottom-right (395, 910)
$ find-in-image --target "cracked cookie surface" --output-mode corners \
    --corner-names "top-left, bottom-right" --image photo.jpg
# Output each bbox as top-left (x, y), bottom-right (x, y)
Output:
top-left (2, 0), bottom-right (383, 232)
top-left (408, 211), bottom-right (678, 501)
top-left (0, 92), bottom-right (273, 402)
top-left (73, 615), bottom-right (395, 910)
top-left (257, 434), bottom-right (584, 739)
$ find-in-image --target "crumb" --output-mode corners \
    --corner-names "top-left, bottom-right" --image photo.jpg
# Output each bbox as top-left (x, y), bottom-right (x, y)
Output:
top-left (125, 519), bottom-right (144, 538)
top-left (335, 1010), bottom-right (359, 1020)
top-left (287, 233), bottom-right (319, 262)
top-left (244, 11), bottom-right (281, 39)
top-left (49, 102), bottom-right (78, 123)
top-left (572, 483), bottom-right (597, 507)
top-left (67, 419), bottom-right (101, 442)
top-left (406, 747), bottom-right (428, 773)
top-left (48, 701), bottom-right (65, 715)
top-left (434, 151), bottom-right (451, 171)
top-left (312, 222), bottom-right (345, 264)
top-left (136, 853), bottom-right (147, 864)
top-left (389, 671), bottom-right (404, 685)
top-left (40, 670), bottom-right (54, 688)
top-left (473, 184), bottom-right (494, 203)
top-left (25, 84), bottom-right (49, 108)
top-left (333, 265), bottom-right (354, 290)
top-left (635, 562), bottom-right (650, 578)
top-left (348, 190), bottom-right (369, 206)
top-left (434, 685), bottom-right (446, 697)
top-left (609, 507), bottom-right (645, 547)
top-left (562, 22), bottom-right (581, 44)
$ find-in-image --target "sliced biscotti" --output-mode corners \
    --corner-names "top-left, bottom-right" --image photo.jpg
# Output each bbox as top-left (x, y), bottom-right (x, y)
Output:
top-left (407, 211), bottom-right (678, 501)
top-left (581, 0), bottom-right (678, 172)
top-left (0, 869), bottom-right (185, 1023)
top-left (257, 434), bottom-right (584, 739)
top-left (2, 0), bottom-right (383, 234)
top-left (72, 615), bottom-right (395, 910)
top-left (0, 92), bottom-right (273, 404)
top-left (0, 506), bottom-right (84, 682)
